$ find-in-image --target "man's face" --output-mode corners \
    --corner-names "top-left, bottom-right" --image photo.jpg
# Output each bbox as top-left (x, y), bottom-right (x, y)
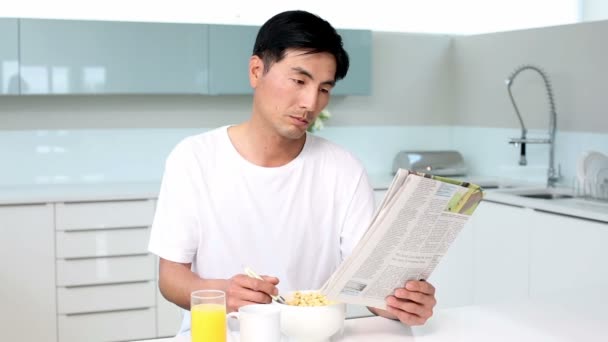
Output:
top-left (249, 49), bottom-right (337, 140)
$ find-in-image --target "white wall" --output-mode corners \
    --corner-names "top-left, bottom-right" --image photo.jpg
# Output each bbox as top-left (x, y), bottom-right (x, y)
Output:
top-left (582, 0), bottom-right (608, 21)
top-left (452, 19), bottom-right (608, 133)
top-left (2, 0), bottom-right (580, 34)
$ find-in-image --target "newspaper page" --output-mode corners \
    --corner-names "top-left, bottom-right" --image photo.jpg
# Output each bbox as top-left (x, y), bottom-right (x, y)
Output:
top-left (320, 169), bottom-right (483, 310)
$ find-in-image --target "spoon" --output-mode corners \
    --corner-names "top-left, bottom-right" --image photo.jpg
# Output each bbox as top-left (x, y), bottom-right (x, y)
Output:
top-left (244, 267), bottom-right (287, 304)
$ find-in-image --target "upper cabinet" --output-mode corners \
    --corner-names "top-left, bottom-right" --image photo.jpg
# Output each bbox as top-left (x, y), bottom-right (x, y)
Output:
top-left (8, 18), bottom-right (371, 95)
top-left (19, 19), bottom-right (208, 94)
top-left (0, 19), bottom-right (19, 94)
top-left (208, 24), bottom-right (258, 95)
top-left (334, 29), bottom-right (372, 96)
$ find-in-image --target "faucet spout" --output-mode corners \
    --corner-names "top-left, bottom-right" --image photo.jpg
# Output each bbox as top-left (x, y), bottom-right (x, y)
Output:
top-left (505, 65), bottom-right (559, 187)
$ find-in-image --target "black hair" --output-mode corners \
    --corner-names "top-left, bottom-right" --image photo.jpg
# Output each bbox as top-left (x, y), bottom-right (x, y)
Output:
top-left (252, 10), bottom-right (349, 81)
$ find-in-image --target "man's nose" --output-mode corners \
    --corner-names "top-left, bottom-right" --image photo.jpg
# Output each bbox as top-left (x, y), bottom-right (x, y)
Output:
top-left (298, 87), bottom-right (319, 111)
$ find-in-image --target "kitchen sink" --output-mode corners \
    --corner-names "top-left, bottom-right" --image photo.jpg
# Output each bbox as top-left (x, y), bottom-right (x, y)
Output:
top-left (517, 193), bottom-right (573, 200)
top-left (493, 187), bottom-right (574, 200)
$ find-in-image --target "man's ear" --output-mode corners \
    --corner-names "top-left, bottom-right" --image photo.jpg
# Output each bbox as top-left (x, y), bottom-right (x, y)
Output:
top-left (249, 55), bottom-right (264, 88)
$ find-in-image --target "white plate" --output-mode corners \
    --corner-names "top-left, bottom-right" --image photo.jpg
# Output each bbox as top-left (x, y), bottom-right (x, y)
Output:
top-left (584, 152), bottom-right (608, 183)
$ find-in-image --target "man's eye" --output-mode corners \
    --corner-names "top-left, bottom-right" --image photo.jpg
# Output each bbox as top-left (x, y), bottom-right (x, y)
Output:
top-left (291, 78), bottom-right (305, 85)
top-left (320, 88), bottom-right (330, 94)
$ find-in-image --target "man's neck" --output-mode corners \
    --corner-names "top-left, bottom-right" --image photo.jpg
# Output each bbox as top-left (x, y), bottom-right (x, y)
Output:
top-left (227, 121), bottom-right (306, 168)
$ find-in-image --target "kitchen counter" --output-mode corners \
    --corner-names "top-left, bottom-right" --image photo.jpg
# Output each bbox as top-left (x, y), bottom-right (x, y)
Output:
top-left (484, 187), bottom-right (608, 223)
top-left (0, 182), bottom-right (160, 205)
top-left (134, 297), bottom-right (608, 342)
top-left (1, 175), bottom-right (606, 223)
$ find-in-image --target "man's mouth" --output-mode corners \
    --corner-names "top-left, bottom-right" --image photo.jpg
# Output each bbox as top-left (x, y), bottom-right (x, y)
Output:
top-left (289, 116), bottom-right (309, 125)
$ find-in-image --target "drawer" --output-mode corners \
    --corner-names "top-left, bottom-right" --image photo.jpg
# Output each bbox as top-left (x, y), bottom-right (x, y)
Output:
top-left (56, 200), bottom-right (155, 231)
top-left (58, 307), bottom-right (156, 342)
top-left (56, 226), bottom-right (150, 258)
top-left (57, 281), bottom-right (156, 314)
top-left (57, 254), bottom-right (156, 286)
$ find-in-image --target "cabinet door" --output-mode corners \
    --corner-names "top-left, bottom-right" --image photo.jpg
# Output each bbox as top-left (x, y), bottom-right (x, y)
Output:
top-left (0, 204), bottom-right (57, 342)
top-left (208, 24), bottom-right (259, 95)
top-left (471, 201), bottom-right (532, 304)
top-left (155, 257), bottom-right (184, 337)
top-left (20, 19), bottom-right (208, 94)
top-left (333, 29), bottom-right (372, 96)
top-left (428, 217), bottom-right (474, 308)
top-left (0, 19), bottom-right (19, 94)
top-left (529, 211), bottom-right (608, 301)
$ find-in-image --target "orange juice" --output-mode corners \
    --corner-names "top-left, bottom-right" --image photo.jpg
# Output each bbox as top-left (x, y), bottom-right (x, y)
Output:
top-left (191, 303), bottom-right (227, 342)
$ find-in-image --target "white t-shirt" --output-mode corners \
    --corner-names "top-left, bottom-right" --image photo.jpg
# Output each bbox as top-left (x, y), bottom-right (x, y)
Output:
top-left (148, 126), bottom-right (375, 331)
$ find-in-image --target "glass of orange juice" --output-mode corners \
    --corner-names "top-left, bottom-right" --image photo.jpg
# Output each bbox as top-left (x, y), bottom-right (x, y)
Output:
top-left (191, 290), bottom-right (227, 342)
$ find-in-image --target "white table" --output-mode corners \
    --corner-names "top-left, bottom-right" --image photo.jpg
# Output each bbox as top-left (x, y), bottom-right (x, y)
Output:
top-left (137, 298), bottom-right (608, 342)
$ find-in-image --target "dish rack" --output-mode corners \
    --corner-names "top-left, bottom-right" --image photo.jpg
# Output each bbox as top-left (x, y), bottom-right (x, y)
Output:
top-left (575, 151), bottom-right (608, 201)
top-left (574, 178), bottom-right (608, 201)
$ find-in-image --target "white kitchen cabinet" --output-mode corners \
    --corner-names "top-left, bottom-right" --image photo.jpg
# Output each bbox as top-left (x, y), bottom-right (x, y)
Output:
top-left (55, 199), bottom-right (157, 342)
top-left (156, 257), bottom-right (185, 337)
top-left (0, 204), bottom-right (57, 342)
top-left (471, 201), bottom-right (532, 305)
top-left (156, 286), bottom-right (184, 337)
top-left (529, 211), bottom-right (608, 300)
top-left (58, 308), bottom-right (156, 342)
top-left (427, 217), bottom-right (474, 308)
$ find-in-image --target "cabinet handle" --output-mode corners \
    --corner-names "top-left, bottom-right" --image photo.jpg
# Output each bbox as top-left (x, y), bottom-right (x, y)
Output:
top-left (64, 306), bottom-right (152, 317)
top-left (63, 280), bottom-right (153, 289)
top-left (61, 225), bottom-right (150, 233)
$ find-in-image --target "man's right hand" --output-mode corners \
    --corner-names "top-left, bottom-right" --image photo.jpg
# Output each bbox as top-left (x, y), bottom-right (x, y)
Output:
top-left (225, 274), bottom-right (280, 312)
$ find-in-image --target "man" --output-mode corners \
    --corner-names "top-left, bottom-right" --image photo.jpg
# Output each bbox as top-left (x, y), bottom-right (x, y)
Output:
top-left (148, 10), bottom-right (436, 334)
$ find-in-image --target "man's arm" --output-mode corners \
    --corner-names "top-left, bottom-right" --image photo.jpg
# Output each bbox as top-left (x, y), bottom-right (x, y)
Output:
top-left (158, 258), bottom-right (280, 312)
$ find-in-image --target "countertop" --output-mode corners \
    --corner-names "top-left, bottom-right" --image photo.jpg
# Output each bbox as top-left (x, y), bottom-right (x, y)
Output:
top-left (134, 297), bottom-right (608, 342)
top-left (1, 175), bottom-right (606, 223)
top-left (0, 182), bottom-right (160, 205)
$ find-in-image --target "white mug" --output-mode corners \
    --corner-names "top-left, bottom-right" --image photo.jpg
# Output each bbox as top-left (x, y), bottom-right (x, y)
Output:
top-left (227, 304), bottom-right (281, 342)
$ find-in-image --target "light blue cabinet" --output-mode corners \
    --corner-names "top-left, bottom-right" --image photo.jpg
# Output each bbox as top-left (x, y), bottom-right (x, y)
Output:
top-left (0, 19), bottom-right (19, 94)
top-left (19, 19), bottom-right (208, 94)
top-left (208, 24), bottom-right (259, 95)
top-left (333, 29), bottom-right (372, 96)
top-left (207, 26), bottom-right (372, 96)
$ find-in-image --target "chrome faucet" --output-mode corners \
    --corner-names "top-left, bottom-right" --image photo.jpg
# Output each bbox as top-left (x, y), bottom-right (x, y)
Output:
top-left (505, 65), bottom-right (560, 187)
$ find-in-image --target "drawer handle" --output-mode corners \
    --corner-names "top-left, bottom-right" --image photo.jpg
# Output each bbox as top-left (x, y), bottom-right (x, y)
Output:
top-left (62, 199), bottom-right (154, 205)
top-left (64, 280), bottom-right (153, 289)
top-left (65, 306), bottom-right (152, 317)
top-left (61, 226), bottom-right (150, 233)
top-left (63, 253), bottom-right (150, 261)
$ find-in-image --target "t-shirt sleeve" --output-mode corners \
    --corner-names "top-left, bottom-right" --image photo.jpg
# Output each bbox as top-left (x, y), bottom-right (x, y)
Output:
top-left (148, 140), bottom-right (201, 264)
top-left (339, 170), bottom-right (375, 262)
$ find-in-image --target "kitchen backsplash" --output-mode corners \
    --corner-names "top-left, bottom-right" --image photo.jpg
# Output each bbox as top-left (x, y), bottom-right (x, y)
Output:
top-left (1, 126), bottom-right (606, 187)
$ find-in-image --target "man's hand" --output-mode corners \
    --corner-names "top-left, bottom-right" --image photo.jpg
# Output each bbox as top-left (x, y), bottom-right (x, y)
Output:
top-left (368, 280), bottom-right (436, 326)
top-left (385, 280), bottom-right (436, 326)
top-left (225, 274), bottom-right (280, 312)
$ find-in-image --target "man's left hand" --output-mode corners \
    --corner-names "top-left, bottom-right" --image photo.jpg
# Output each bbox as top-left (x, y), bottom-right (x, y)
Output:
top-left (381, 280), bottom-right (437, 326)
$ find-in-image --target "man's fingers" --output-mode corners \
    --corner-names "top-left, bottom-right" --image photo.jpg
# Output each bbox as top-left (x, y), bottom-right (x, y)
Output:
top-left (235, 274), bottom-right (278, 296)
top-left (405, 280), bottom-right (436, 295)
top-left (387, 296), bottom-right (432, 318)
top-left (386, 305), bottom-right (427, 326)
top-left (261, 275), bottom-right (280, 285)
top-left (394, 289), bottom-right (437, 307)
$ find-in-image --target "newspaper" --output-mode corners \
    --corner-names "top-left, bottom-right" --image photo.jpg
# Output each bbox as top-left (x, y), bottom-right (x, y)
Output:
top-left (320, 168), bottom-right (484, 310)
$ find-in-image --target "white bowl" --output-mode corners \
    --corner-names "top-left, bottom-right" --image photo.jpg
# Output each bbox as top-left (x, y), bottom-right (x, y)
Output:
top-left (277, 290), bottom-right (346, 342)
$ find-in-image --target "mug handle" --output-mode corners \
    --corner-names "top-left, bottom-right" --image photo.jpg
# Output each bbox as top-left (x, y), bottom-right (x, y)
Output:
top-left (227, 312), bottom-right (240, 320)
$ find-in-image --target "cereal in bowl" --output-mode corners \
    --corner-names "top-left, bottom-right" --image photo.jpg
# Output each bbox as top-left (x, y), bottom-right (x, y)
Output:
top-left (287, 291), bottom-right (330, 307)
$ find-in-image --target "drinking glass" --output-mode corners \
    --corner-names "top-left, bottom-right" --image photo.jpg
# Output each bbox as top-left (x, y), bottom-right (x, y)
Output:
top-left (191, 290), bottom-right (227, 342)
